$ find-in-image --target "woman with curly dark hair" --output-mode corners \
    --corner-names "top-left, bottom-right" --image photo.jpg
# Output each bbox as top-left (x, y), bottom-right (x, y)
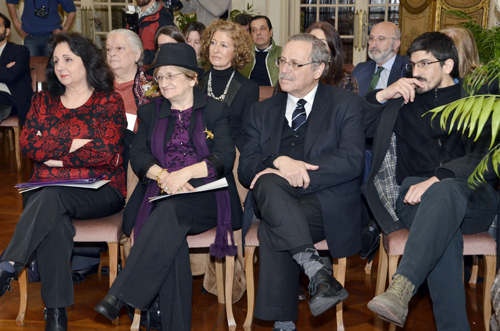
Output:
top-left (305, 22), bottom-right (359, 94)
top-left (0, 33), bottom-right (126, 331)
top-left (199, 19), bottom-right (259, 150)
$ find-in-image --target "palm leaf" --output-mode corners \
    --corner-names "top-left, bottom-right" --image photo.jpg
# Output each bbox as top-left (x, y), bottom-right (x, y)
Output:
top-left (475, 96), bottom-right (496, 141)
top-left (467, 95), bottom-right (484, 136)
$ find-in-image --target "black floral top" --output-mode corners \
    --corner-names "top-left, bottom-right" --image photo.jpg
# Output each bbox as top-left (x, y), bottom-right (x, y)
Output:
top-left (20, 90), bottom-right (127, 197)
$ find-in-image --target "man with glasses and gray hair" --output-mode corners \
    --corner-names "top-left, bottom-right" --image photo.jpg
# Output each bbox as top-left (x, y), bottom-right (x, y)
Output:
top-left (238, 33), bottom-right (366, 331)
top-left (352, 21), bottom-right (409, 96)
top-left (363, 31), bottom-right (499, 330)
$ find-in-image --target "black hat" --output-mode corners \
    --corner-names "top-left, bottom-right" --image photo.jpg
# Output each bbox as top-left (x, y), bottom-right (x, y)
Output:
top-left (146, 43), bottom-right (205, 76)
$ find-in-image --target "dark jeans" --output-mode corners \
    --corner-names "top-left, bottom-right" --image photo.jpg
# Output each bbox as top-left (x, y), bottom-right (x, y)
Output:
top-left (109, 191), bottom-right (217, 331)
top-left (395, 177), bottom-right (498, 331)
top-left (253, 174), bottom-right (324, 321)
top-left (2, 185), bottom-right (124, 308)
top-left (24, 34), bottom-right (52, 57)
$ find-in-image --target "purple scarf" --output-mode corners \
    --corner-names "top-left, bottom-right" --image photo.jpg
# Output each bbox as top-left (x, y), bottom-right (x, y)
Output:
top-left (134, 97), bottom-right (236, 258)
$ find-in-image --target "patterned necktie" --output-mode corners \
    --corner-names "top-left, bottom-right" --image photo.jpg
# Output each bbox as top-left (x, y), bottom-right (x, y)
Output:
top-left (368, 66), bottom-right (384, 91)
top-left (291, 99), bottom-right (307, 131)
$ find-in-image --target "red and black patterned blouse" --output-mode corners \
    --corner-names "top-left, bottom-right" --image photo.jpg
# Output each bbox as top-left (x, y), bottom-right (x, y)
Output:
top-left (20, 90), bottom-right (127, 197)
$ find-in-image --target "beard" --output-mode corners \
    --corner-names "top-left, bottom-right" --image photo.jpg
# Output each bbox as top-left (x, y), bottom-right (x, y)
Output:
top-left (0, 30), bottom-right (6, 43)
top-left (414, 76), bottom-right (439, 94)
top-left (136, 0), bottom-right (152, 7)
top-left (368, 41), bottom-right (395, 64)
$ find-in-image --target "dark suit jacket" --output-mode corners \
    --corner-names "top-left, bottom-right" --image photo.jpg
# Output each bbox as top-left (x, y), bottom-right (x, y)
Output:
top-left (198, 70), bottom-right (259, 151)
top-left (238, 82), bottom-right (366, 258)
top-left (0, 41), bottom-right (33, 125)
top-left (122, 88), bottom-right (243, 235)
top-left (352, 54), bottom-right (409, 96)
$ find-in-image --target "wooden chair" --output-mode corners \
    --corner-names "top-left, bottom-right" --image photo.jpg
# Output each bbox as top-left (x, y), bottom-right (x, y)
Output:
top-left (29, 56), bottom-right (49, 92)
top-left (258, 86), bottom-right (274, 102)
top-left (17, 162), bottom-right (134, 327)
top-left (242, 220), bottom-right (348, 331)
top-left (375, 228), bottom-right (497, 331)
top-left (16, 210), bottom-right (124, 326)
top-left (1, 115), bottom-right (21, 171)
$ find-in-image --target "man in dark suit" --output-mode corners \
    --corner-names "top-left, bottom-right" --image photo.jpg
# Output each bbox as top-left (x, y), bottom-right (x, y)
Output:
top-left (238, 33), bottom-right (366, 331)
top-left (0, 12), bottom-right (33, 126)
top-left (352, 21), bottom-right (409, 96)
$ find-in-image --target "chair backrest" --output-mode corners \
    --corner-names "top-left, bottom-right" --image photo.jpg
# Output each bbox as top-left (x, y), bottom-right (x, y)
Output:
top-left (259, 86), bottom-right (274, 102)
top-left (233, 148), bottom-right (248, 206)
top-left (342, 63), bottom-right (355, 75)
top-left (29, 56), bottom-right (49, 92)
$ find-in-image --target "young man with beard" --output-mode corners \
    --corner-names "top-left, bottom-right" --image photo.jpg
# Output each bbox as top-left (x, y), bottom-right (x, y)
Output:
top-left (352, 21), bottom-right (409, 96)
top-left (363, 31), bottom-right (499, 330)
top-left (0, 13), bottom-right (33, 126)
top-left (127, 0), bottom-right (174, 65)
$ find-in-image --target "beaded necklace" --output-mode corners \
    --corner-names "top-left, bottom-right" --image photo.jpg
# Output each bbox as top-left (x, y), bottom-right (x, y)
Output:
top-left (207, 70), bottom-right (235, 101)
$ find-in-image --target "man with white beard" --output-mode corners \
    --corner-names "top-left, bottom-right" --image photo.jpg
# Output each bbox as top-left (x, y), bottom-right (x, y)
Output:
top-left (352, 21), bottom-right (409, 96)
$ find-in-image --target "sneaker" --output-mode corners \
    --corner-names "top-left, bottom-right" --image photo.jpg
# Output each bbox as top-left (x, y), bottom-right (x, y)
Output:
top-left (367, 274), bottom-right (414, 327)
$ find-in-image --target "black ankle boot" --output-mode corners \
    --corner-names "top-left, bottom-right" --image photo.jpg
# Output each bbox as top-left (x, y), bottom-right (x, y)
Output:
top-left (44, 307), bottom-right (67, 331)
top-left (95, 294), bottom-right (125, 321)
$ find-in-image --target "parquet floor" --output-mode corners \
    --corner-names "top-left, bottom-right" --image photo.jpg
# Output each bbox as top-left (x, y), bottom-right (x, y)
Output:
top-left (0, 128), bottom-right (490, 330)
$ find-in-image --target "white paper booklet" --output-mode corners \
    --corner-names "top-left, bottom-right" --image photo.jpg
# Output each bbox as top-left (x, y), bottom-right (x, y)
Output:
top-left (148, 178), bottom-right (228, 202)
top-left (18, 180), bottom-right (111, 194)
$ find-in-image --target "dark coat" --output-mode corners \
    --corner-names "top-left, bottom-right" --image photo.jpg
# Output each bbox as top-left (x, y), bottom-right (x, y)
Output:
top-left (352, 54), bottom-right (409, 96)
top-left (238, 82), bottom-right (366, 258)
top-left (0, 41), bottom-right (33, 125)
top-left (122, 88), bottom-right (243, 235)
top-left (361, 83), bottom-right (497, 234)
top-left (198, 70), bottom-right (259, 151)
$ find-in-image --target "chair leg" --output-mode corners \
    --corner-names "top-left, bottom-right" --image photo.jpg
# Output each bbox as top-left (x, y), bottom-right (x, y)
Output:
top-left (375, 236), bottom-right (388, 296)
top-left (365, 260), bottom-right (373, 275)
top-left (107, 242), bottom-right (120, 325)
top-left (16, 267), bottom-right (28, 326)
top-left (388, 255), bottom-right (399, 282)
top-left (131, 309), bottom-right (141, 331)
top-left (469, 255), bottom-right (479, 288)
top-left (483, 255), bottom-right (496, 331)
top-left (334, 257), bottom-right (347, 331)
top-left (215, 257), bottom-right (225, 304)
top-left (7, 128), bottom-right (13, 152)
top-left (13, 125), bottom-right (21, 172)
top-left (225, 255), bottom-right (236, 331)
top-left (243, 246), bottom-right (256, 331)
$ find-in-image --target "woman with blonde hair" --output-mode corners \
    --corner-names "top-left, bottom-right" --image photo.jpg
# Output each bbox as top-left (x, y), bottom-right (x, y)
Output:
top-left (199, 19), bottom-right (259, 150)
top-left (441, 25), bottom-right (480, 77)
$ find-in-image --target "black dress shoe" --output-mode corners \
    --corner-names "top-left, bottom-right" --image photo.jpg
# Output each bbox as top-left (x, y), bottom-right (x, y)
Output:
top-left (44, 307), bottom-right (67, 331)
top-left (0, 268), bottom-right (16, 298)
top-left (95, 294), bottom-right (125, 321)
top-left (308, 268), bottom-right (348, 316)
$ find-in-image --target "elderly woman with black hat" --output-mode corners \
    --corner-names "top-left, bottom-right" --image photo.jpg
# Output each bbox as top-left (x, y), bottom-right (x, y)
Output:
top-left (94, 43), bottom-right (242, 330)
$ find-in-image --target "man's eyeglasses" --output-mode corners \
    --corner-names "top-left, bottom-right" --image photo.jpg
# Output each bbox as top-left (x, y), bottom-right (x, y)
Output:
top-left (154, 73), bottom-right (184, 83)
top-left (405, 60), bottom-right (445, 71)
top-left (275, 57), bottom-right (318, 70)
top-left (367, 36), bottom-right (397, 44)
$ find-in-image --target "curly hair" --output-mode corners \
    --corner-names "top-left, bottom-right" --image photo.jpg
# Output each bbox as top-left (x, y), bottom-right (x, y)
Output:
top-left (305, 22), bottom-right (344, 86)
top-left (200, 20), bottom-right (253, 71)
top-left (46, 33), bottom-right (114, 97)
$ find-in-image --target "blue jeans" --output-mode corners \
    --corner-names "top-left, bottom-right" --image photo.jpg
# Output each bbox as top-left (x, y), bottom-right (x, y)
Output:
top-left (395, 177), bottom-right (498, 331)
top-left (24, 34), bottom-right (52, 56)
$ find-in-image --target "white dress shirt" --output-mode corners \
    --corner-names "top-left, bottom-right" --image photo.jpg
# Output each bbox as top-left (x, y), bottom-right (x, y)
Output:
top-left (285, 83), bottom-right (319, 127)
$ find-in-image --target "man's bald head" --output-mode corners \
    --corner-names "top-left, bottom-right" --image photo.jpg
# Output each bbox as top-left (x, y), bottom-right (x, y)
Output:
top-left (368, 21), bottom-right (401, 65)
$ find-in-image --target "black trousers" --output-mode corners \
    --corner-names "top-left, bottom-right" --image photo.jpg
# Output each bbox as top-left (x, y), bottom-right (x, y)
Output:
top-left (395, 177), bottom-right (498, 331)
top-left (252, 174), bottom-right (324, 321)
top-left (2, 185), bottom-right (124, 308)
top-left (109, 191), bottom-right (217, 331)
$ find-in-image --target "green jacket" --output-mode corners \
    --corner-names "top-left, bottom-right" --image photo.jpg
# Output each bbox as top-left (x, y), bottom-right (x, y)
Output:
top-left (239, 39), bottom-right (282, 86)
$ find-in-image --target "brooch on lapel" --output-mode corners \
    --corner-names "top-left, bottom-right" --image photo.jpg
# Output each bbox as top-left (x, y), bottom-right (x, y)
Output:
top-left (204, 127), bottom-right (214, 140)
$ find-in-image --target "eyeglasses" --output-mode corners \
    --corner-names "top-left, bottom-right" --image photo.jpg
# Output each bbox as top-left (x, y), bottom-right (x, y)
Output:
top-left (154, 73), bottom-right (184, 83)
top-left (275, 57), bottom-right (318, 70)
top-left (367, 36), bottom-right (397, 44)
top-left (405, 60), bottom-right (445, 71)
